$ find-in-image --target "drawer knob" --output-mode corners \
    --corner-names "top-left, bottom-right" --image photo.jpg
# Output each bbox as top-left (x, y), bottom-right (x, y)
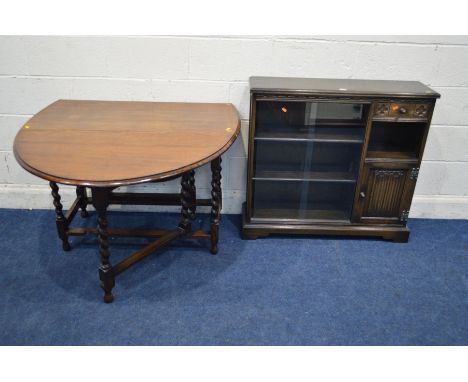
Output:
top-left (360, 191), bottom-right (366, 198)
top-left (399, 107), bottom-right (407, 114)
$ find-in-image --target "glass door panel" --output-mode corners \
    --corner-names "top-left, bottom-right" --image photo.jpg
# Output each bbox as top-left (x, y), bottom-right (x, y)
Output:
top-left (255, 100), bottom-right (367, 141)
top-left (252, 180), bottom-right (356, 222)
top-left (254, 140), bottom-right (362, 182)
top-left (250, 99), bottom-right (369, 222)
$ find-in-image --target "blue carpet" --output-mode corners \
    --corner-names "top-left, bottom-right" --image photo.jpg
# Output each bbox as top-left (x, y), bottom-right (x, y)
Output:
top-left (0, 208), bottom-right (467, 345)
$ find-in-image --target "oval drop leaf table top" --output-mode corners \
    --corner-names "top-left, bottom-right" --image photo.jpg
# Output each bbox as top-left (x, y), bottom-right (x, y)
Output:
top-left (14, 100), bottom-right (240, 187)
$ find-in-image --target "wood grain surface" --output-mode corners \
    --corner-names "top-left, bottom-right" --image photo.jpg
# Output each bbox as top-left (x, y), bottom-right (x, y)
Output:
top-left (14, 100), bottom-right (240, 186)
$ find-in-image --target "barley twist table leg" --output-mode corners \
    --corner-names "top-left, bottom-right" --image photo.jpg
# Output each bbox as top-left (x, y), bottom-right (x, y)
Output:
top-left (92, 188), bottom-right (115, 303)
top-left (179, 172), bottom-right (192, 232)
top-left (210, 157), bottom-right (222, 255)
top-left (49, 181), bottom-right (71, 251)
top-left (188, 170), bottom-right (196, 220)
top-left (76, 186), bottom-right (89, 218)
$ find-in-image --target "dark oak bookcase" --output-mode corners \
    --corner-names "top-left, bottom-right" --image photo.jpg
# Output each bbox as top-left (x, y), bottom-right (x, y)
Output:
top-left (242, 77), bottom-right (440, 242)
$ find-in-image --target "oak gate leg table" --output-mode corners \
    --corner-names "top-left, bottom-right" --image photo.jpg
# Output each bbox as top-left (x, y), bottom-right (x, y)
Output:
top-left (13, 100), bottom-right (240, 303)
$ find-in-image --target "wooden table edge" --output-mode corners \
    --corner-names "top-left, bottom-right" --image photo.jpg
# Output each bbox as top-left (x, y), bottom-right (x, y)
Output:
top-left (13, 118), bottom-right (241, 187)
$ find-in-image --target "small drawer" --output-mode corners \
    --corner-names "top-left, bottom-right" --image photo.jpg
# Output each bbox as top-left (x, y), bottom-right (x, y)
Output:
top-left (374, 102), bottom-right (430, 119)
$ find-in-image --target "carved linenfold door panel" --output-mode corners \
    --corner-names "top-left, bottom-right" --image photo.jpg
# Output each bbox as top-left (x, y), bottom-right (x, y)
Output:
top-left (365, 169), bottom-right (406, 217)
top-left (353, 162), bottom-right (416, 225)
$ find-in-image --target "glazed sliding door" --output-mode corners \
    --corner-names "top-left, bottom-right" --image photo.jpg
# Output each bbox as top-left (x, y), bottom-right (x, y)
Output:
top-left (250, 99), bottom-right (370, 223)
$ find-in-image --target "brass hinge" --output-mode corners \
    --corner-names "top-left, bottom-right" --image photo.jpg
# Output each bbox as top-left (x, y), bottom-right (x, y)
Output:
top-left (410, 167), bottom-right (419, 180)
top-left (400, 210), bottom-right (409, 222)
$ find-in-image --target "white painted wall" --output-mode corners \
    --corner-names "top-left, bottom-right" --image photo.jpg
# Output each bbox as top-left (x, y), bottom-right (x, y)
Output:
top-left (1, 35), bottom-right (467, 218)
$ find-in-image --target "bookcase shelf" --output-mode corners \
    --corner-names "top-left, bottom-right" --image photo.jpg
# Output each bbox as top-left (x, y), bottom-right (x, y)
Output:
top-left (253, 170), bottom-right (357, 183)
top-left (255, 132), bottom-right (364, 144)
top-left (251, 207), bottom-right (350, 223)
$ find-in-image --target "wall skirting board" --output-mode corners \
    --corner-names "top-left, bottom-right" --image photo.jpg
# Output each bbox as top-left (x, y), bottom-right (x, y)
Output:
top-left (408, 195), bottom-right (468, 219)
top-left (0, 184), bottom-right (467, 219)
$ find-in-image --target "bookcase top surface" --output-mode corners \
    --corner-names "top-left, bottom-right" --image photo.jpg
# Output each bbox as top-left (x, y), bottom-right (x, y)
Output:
top-left (250, 77), bottom-right (440, 98)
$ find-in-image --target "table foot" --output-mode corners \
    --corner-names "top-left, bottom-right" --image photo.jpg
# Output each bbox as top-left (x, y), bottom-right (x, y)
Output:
top-left (50, 182), bottom-right (71, 251)
top-left (92, 187), bottom-right (116, 303)
top-left (210, 157), bottom-right (222, 255)
top-left (100, 265), bottom-right (115, 303)
top-left (210, 224), bottom-right (219, 255)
